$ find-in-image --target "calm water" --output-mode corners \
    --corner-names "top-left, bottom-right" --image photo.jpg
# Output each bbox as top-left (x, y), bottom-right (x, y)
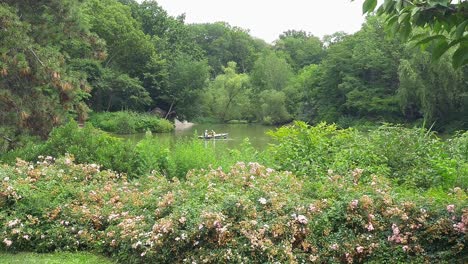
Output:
top-left (120, 123), bottom-right (277, 150)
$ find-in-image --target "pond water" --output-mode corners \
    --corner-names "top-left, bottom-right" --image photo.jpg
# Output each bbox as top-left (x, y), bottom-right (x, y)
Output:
top-left (120, 123), bottom-right (278, 150)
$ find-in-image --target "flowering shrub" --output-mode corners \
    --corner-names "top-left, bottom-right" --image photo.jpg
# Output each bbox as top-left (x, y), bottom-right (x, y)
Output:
top-left (0, 157), bottom-right (466, 263)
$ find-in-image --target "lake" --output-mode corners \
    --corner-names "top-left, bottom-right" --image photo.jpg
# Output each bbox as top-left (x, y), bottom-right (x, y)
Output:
top-left (120, 123), bottom-right (278, 150)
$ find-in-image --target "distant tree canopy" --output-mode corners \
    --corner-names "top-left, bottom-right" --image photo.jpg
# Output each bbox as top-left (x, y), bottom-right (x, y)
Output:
top-left (274, 30), bottom-right (325, 71)
top-left (359, 0), bottom-right (468, 68)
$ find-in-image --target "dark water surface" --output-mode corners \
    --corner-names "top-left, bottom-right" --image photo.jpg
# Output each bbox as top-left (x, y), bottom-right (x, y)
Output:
top-left (120, 123), bottom-right (277, 150)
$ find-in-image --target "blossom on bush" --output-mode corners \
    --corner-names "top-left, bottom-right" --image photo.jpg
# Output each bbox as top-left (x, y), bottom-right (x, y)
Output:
top-left (3, 238), bottom-right (12, 247)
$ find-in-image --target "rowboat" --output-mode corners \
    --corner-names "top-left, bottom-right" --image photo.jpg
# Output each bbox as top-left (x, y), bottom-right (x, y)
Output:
top-left (198, 133), bottom-right (228, 139)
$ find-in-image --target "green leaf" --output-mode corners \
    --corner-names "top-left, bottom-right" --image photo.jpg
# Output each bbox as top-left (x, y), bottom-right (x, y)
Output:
top-left (411, 7), bottom-right (421, 16)
top-left (396, 0), bottom-right (404, 11)
top-left (452, 45), bottom-right (468, 68)
top-left (413, 35), bottom-right (446, 46)
top-left (431, 39), bottom-right (449, 61)
top-left (400, 21), bottom-right (412, 40)
top-left (363, 0), bottom-right (377, 14)
top-left (383, 0), bottom-right (395, 12)
top-left (455, 20), bottom-right (468, 39)
top-left (447, 36), bottom-right (468, 49)
top-left (398, 13), bottom-right (410, 24)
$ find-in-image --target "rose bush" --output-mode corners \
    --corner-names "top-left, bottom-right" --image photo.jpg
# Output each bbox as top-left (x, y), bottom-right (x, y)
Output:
top-left (0, 156), bottom-right (466, 263)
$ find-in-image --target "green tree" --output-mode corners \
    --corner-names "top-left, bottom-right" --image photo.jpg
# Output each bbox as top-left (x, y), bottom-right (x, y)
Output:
top-left (81, 0), bottom-right (154, 76)
top-left (162, 55), bottom-right (210, 120)
top-left (258, 90), bottom-right (291, 125)
top-left (274, 30), bottom-right (325, 71)
top-left (202, 62), bottom-right (252, 121)
top-left (90, 69), bottom-right (152, 111)
top-left (303, 17), bottom-right (403, 123)
top-left (398, 49), bottom-right (467, 129)
top-left (250, 51), bottom-right (293, 92)
top-left (189, 22), bottom-right (267, 75)
top-left (0, 2), bottom-right (98, 140)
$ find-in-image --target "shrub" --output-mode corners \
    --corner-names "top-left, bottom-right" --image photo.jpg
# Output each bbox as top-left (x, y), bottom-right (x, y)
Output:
top-left (0, 159), bottom-right (465, 263)
top-left (266, 121), bottom-right (467, 189)
top-left (89, 111), bottom-right (174, 134)
top-left (135, 134), bottom-right (261, 179)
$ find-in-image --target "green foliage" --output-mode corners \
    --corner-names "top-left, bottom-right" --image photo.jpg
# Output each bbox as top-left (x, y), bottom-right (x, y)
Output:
top-left (302, 17), bottom-right (403, 123)
top-left (90, 69), bottom-right (152, 112)
top-left (398, 49), bottom-right (467, 129)
top-left (0, 3), bottom-right (97, 138)
top-left (274, 30), bottom-right (325, 71)
top-left (202, 62), bottom-right (253, 122)
top-left (257, 90), bottom-right (291, 125)
top-left (361, 0), bottom-right (468, 68)
top-left (41, 122), bottom-right (140, 177)
top-left (81, 0), bottom-right (154, 76)
top-left (88, 111), bottom-right (174, 134)
top-left (250, 51), bottom-right (293, 92)
top-left (189, 22), bottom-right (267, 75)
top-left (267, 121), bottom-right (467, 189)
top-left (162, 55), bottom-right (210, 120)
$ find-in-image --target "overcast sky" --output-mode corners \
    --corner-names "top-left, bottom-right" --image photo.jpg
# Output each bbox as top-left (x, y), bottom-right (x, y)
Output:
top-left (153, 0), bottom-right (367, 43)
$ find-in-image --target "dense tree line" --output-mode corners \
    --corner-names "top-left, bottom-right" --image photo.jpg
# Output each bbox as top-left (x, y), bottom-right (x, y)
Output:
top-left (1, 0), bottom-right (467, 148)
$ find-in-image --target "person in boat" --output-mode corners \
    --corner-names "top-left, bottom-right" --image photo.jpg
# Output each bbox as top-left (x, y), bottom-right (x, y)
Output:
top-left (210, 130), bottom-right (216, 136)
top-left (204, 130), bottom-right (208, 138)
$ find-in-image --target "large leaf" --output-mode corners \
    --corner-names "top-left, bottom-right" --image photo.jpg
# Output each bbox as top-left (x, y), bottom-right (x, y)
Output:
top-left (452, 45), bottom-right (468, 68)
top-left (431, 39), bottom-right (449, 61)
top-left (454, 20), bottom-right (468, 39)
top-left (363, 0), bottom-right (377, 14)
top-left (412, 34), bottom-right (446, 46)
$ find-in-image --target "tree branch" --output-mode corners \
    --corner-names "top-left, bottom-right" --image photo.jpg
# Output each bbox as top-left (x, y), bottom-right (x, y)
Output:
top-left (29, 48), bottom-right (45, 67)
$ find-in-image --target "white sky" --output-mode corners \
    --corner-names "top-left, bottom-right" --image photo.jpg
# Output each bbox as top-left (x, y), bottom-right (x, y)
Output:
top-left (152, 0), bottom-right (368, 43)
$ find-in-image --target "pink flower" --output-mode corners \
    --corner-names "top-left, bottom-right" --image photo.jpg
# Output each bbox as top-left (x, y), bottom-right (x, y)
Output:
top-left (388, 223), bottom-right (403, 243)
top-left (296, 214), bottom-right (308, 224)
top-left (356, 246), bottom-right (364, 253)
top-left (366, 222), bottom-right (374, 231)
top-left (453, 222), bottom-right (466, 233)
top-left (447, 204), bottom-right (455, 213)
top-left (3, 238), bottom-right (12, 247)
top-left (402, 245), bottom-right (409, 252)
top-left (350, 200), bottom-right (359, 209)
top-left (330, 243), bottom-right (339, 250)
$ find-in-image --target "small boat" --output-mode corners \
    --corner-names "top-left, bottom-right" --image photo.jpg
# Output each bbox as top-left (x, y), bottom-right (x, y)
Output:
top-left (198, 133), bottom-right (228, 140)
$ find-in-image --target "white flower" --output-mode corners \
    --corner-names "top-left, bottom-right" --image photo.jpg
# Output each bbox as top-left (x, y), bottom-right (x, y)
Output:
top-left (258, 197), bottom-right (267, 205)
top-left (3, 177), bottom-right (9, 182)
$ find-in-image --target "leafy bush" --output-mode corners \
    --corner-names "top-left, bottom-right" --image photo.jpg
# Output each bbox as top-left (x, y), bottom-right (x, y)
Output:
top-left (267, 121), bottom-right (467, 189)
top-left (135, 134), bottom-right (261, 179)
top-left (89, 111), bottom-right (174, 134)
top-left (0, 159), bottom-right (465, 263)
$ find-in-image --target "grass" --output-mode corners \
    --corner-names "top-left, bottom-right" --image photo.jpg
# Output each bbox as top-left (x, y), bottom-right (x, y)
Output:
top-left (0, 252), bottom-right (114, 264)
